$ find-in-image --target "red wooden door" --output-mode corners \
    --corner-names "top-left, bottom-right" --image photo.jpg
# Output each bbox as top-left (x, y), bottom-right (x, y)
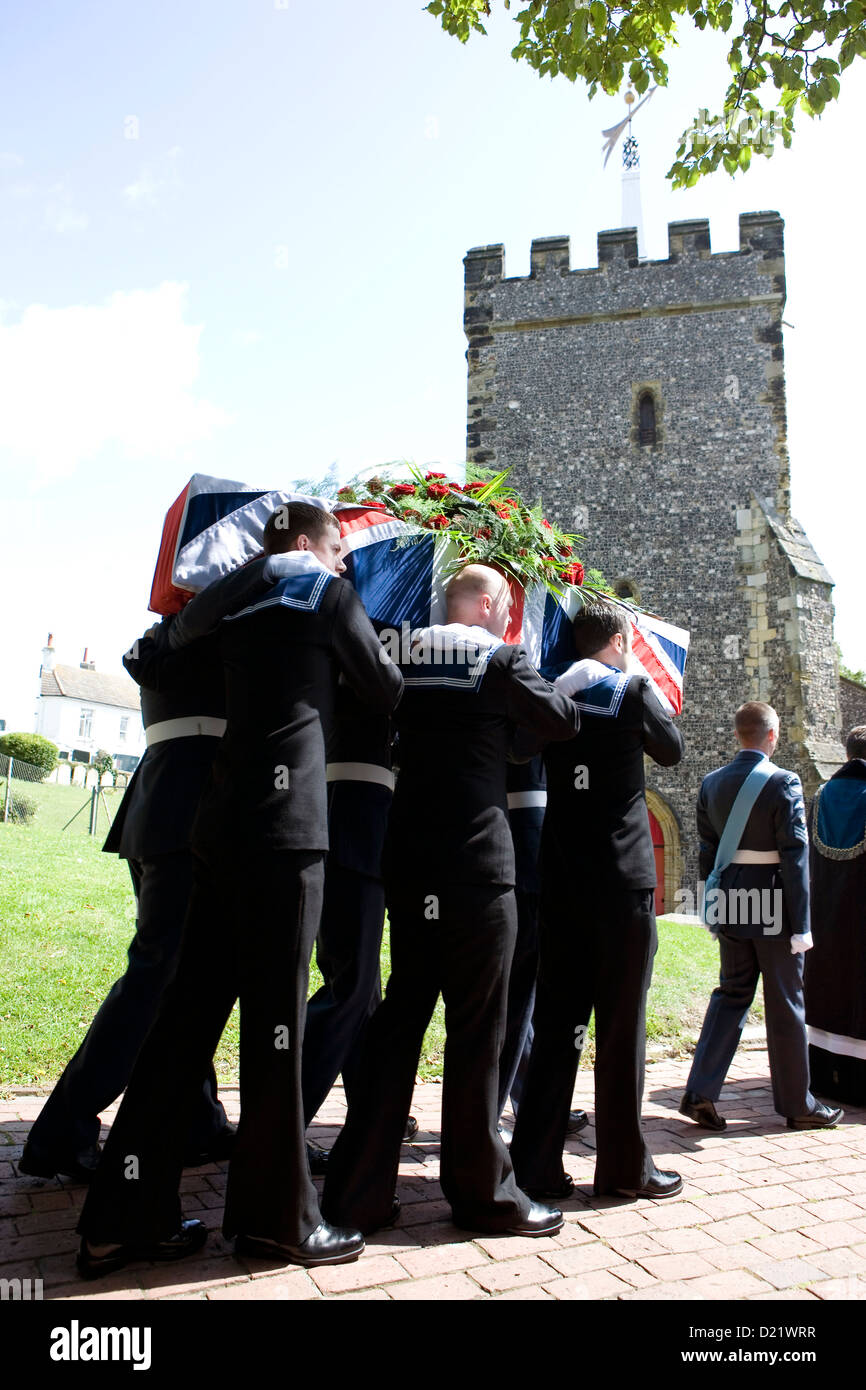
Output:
top-left (648, 809), bottom-right (665, 914)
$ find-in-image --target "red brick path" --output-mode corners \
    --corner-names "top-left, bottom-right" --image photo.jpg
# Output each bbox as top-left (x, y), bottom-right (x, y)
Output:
top-left (2, 1049), bottom-right (865, 1301)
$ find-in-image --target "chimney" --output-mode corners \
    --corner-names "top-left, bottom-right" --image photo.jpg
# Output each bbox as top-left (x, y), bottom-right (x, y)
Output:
top-left (80, 647), bottom-right (96, 671)
top-left (41, 633), bottom-right (56, 675)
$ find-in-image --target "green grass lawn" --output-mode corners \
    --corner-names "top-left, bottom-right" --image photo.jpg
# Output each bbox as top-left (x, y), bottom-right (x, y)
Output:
top-left (0, 779), bottom-right (762, 1093)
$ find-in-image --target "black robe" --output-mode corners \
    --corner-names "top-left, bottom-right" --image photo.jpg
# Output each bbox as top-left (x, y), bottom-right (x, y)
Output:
top-left (804, 757), bottom-right (866, 1104)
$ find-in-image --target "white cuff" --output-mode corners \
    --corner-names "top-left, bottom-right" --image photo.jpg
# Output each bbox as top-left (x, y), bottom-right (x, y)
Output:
top-left (790, 932), bottom-right (813, 955)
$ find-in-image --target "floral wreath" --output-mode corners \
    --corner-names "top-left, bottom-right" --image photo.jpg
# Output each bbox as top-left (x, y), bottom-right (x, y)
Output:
top-left (334, 464), bottom-right (612, 599)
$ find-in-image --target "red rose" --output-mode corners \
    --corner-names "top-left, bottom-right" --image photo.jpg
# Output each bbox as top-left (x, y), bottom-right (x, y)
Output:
top-left (462, 481), bottom-right (487, 492)
top-left (425, 513), bottom-right (449, 530)
top-left (426, 483), bottom-right (449, 498)
top-left (504, 498), bottom-right (518, 509)
top-left (541, 555), bottom-right (557, 564)
top-left (494, 506), bottom-right (511, 520)
top-left (337, 486), bottom-right (354, 497)
top-left (425, 471), bottom-right (447, 480)
top-left (541, 519), bottom-right (552, 530)
top-left (476, 526), bottom-right (492, 539)
top-left (560, 562), bottom-right (585, 586)
top-left (403, 508), bottom-right (421, 520)
top-left (557, 542), bottom-right (573, 557)
top-left (389, 483), bottom-right (416, 497)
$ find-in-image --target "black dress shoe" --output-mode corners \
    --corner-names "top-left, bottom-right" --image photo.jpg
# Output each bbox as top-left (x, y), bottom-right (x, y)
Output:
top-left (787, 1102), bottom-right (844, 1130)
top-left (679, 1090), bottom-right (726, 1131)
top-left (523, 1173), bottom-right (575, 1201)
top-left (183, 1122), bottom-right (237, 1167)
top-left (234, 1220), bottom-right (364, 1267)
top-left (503, 1202), bottom-right (564, 1237)
top-left (608, 1170), bottom-right (683, 1200)
top-left (404, 1116), bottom-right (419, 1142)
top-left (76, 1219), bottom-right (207, 1280)
top-left (566, 1110), bottom-right (589, 1135)
top-left (321, 1198), bottom-right (400, 1237)
top-left (306, 1142), bottom-right (330, 1176)
top-left (19, 1147), bottom-right (99, 1184)
top-left (453, 1201), bottom-right (563, 1237)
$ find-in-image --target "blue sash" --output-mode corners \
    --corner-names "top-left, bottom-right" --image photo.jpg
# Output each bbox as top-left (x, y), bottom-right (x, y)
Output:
top-left (701, 759), bottom-right (776, 926)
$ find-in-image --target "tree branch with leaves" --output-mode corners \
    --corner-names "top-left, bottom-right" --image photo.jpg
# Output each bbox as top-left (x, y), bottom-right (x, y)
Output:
top-left (425, 0), bottom-right (866, 184)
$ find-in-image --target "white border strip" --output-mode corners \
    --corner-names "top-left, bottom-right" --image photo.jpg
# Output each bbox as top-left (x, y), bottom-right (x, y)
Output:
top-left (807, 1025), bottom-right (866, 1061)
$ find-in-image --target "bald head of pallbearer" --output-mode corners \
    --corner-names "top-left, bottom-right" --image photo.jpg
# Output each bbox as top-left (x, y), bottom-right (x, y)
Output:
top-left (446, 564), bottom-right (513, 638)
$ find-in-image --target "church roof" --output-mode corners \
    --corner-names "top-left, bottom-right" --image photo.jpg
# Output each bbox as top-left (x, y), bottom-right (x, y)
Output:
top-left (40, 665), bottom-right (141, 712)
top-left (760, 501), bottom-right (834, 586)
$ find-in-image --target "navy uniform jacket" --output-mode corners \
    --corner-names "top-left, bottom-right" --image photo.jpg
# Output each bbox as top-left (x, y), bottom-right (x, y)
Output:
top-left (697, 748), bottom-right (809, 939)
top-left (542, 675), bottom-right (684, 891)
top-left (105, 557), bottom-right (281, 862)
top-left (326, 684), bottom-right (394, 879)
top-left (506, 756), bottom-right (547, 897)
top-left (384, 628), bottom-right (579, 889)
top-left (192, 566), bottom-right (403, 855)
top-left (103, 625), bottom-right (226, 862)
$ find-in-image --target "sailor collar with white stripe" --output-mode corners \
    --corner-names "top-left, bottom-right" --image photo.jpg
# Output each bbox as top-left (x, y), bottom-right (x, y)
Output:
top-left (225, 550), bottom-right (336, 621)
top-left (399, 622), bottom-right (505, 691)
top-left (553, 658), bottom-right (630, 718)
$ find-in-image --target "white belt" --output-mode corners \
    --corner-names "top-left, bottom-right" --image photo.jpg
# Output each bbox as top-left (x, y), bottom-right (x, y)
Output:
top-left (507, 791), bottom-right (547, 810)
top-left (146, 716), bottom-right (227, 747)
top-left (731, 849), bottom-right (780, 864)
top-left (326, 762), bottom-right (395, 791)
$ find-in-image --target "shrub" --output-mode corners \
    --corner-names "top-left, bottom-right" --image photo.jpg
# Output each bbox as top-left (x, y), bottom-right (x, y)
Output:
top-left (6, 792), bottom-right (37, 824)
top-left (93, 749), bottom-right (115, 781)
top-left (0, 732), bottom-right (58, 778)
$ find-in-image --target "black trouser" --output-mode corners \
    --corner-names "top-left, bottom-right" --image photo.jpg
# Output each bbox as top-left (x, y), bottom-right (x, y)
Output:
top-left (302, 864), bottom-right (385, 1125)
top-left (497, 889), bottom-right (540, 1117)
top-left (322, 879), bottom-right (531, 1233)
top-left (687, 931), bottom-right (814, 1117)
top-left (78, 848), bottom-right (324, 1248)
top-left (24, 854), bottom-right (226, 1169)
top-left (510, 882), bottom-right (657, 1195)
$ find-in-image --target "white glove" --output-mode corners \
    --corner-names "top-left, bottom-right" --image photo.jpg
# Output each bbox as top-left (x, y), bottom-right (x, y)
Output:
top-left (790, 932), bottom-right (813, 955)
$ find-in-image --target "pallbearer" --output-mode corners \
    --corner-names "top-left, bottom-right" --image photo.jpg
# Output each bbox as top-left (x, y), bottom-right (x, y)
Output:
top-left (77, 505), bottom-right (403, 1276)
top-left (510, 601), bottom-right (684, 1201)
top-left (323, 564), bottom-right (580, 1236)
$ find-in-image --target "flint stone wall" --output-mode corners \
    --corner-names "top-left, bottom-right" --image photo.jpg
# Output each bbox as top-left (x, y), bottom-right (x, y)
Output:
top-left (464, 213), bottom-right (844, 892)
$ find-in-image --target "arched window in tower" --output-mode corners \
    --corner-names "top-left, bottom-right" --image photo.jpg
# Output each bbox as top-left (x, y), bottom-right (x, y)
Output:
top-left (638, 391), bottom-right (656, 446)
top-left (614, 578), bottom-right (640, 603)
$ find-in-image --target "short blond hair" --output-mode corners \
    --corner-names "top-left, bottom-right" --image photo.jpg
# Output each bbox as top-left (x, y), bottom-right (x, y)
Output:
top-left (735, 701), bottom-right (779, 745)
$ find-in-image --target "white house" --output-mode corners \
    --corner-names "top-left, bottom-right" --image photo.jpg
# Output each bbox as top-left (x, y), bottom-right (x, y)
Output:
top-left (36, 635), bottom-right (145, 773)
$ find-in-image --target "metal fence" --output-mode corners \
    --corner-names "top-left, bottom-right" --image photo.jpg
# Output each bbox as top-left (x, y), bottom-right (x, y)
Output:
top-left (0, 753), bottom-right (122, 832)
top-left (0, 752), bottom-right (49, 824)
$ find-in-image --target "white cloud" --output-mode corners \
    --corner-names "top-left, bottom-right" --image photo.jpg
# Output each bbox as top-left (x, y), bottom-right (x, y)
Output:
top-left (0, 283), bottom-right (232, 482)
top-left (123, 146), bottom-right (181, 207)
top-left (50, 205), bottom-right (89, 234)
top-left (43, 180), bottom-right (89, 234)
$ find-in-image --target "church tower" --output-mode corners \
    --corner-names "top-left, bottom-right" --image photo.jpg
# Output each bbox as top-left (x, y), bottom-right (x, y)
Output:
top-left (464, 213), bottom-right (844, 900)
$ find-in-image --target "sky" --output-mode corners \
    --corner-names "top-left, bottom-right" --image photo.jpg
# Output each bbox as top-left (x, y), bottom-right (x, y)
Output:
top-left (1, 0), bottom-right (864, 732)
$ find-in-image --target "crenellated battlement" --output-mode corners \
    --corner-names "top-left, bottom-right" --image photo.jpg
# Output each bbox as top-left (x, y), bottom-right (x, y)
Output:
top-left (464, 212), bottom-right (784, 288)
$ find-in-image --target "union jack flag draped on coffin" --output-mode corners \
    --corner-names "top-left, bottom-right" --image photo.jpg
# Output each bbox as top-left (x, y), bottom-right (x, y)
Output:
top-left (149, 473), bottom-right (333, 615)
top-left (149, 475), bottom-right (689, 714)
